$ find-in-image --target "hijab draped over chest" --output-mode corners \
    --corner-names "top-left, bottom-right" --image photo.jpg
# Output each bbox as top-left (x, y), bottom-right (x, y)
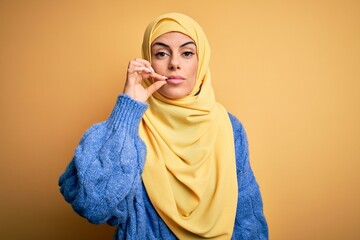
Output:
top-left (139, 13), bottom-right (238, 239)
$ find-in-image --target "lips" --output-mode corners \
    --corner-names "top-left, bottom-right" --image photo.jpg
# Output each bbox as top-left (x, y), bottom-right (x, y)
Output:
top-left (166, 75), bottom-right (185, 84)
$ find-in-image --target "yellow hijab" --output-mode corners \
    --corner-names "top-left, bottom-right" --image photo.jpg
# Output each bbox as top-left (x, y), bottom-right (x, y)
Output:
top-left (139, 13), bottom-right (238, 239)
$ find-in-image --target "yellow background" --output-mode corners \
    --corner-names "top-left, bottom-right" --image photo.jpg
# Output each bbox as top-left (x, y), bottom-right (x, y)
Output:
top-left (1, 0), bottom-right (359, 239)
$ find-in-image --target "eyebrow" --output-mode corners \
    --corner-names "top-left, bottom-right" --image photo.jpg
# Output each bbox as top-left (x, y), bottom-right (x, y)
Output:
top-left (152, 41), bottom-right (196, 48)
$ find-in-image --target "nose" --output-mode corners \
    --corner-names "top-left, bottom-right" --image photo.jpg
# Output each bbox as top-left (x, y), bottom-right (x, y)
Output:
top-left (168, 56), bottom-right (181, 70)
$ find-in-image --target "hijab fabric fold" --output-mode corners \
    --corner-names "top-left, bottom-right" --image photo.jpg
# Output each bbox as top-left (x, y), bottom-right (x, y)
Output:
top-left (139, 13), bottom-right (238, 239)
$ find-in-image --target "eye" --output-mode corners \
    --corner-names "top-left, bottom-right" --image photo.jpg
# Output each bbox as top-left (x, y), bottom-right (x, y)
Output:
top-left (183, 51), bottom-right (195, 58)
top-left (154, 51), bottom-right (169, 58)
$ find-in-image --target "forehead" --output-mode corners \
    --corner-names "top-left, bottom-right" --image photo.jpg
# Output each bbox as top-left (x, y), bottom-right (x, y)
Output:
top-left (151, 32), bottom-right (195, 47)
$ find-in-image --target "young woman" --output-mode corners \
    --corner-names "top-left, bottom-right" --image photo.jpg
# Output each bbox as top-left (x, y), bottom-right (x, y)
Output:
top-left (59, 12), bottom-right (268, 239)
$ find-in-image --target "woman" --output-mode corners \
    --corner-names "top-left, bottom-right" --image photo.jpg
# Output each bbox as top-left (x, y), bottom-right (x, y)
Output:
top-left (59, 13), bottom-right (268, 239)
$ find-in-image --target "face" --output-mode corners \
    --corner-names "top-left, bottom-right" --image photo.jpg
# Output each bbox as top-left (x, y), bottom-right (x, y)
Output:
top-left (151, 32), bottom-right (198, 99)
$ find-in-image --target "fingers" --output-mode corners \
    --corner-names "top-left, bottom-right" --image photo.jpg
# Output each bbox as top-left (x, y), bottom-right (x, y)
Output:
top-left (127, 66), bottom-right (167, 82)
top-left (134, 58), bottom-right (153, 72)
top-left (127, 66), bottom-right (152, 74)
top-left (124, 58), bottom-right (167, 102)
top-left (128, 58), bottom-right (167, 80)
top-left (150, 72), bottom-right (168, 81)
top-left (128, 58), bottom-right (153, 74)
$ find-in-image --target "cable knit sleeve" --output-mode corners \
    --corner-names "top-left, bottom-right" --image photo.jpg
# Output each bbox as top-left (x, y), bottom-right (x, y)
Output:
top-left (228, 113), bottom-right (269, 240)
top-left (58, 94), bottom-right (148, 225)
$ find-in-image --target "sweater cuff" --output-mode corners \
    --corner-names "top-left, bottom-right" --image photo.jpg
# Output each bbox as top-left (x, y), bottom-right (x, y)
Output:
top-left (107, 94), bottom-right (148, 133)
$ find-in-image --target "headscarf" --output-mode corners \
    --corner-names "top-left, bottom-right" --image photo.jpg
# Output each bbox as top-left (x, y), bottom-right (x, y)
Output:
top-left (139, 13), bottom-right (238, 239)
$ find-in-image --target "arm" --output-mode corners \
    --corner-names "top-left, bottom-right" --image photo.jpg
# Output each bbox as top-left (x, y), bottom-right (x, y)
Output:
top-left (229, 113), bottom-right (269, 240)
top-left (59, 94), bottom-right (147, 225)
top-left (59, 57), bottom-right (167, 226)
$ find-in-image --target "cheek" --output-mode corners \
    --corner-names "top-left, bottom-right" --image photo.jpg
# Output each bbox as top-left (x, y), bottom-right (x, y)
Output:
top-left (190, 61), bottom-right (198, 79)
top-left (188, 64), bottom-right (198, 89)
top-left (151, 60), bottom-right (166, 73)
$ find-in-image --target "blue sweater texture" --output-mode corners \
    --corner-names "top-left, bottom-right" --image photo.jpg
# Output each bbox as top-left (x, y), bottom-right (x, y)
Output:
top-left (59, 94), bottom-right (268, 239)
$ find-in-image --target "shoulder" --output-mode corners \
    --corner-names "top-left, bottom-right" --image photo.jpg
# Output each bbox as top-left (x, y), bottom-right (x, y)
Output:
top-left (227, 112), bottom-right (242, 130)
top-left (228, 113), bottom-right (249, 172)
top-left (227, 112), bottom-right (247, 143)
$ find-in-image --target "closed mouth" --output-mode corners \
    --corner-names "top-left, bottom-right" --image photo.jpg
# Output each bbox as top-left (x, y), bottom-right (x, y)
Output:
top-left (167, 75), bottom-right (185, 80)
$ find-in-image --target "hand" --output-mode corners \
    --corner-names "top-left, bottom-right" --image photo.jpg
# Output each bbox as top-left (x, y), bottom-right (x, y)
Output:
top-left (123, 58), bottom-right (167, 102)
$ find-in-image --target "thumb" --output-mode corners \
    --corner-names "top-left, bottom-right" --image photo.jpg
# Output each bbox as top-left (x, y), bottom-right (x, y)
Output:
top-left (146, 80), bottom-right (167, 96)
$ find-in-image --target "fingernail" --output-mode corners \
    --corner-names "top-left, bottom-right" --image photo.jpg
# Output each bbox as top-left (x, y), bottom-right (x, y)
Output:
top-left (164, 77), bottom-right (168, 80)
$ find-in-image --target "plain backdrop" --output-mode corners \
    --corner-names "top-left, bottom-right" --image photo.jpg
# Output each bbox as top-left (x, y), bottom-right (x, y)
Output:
top-left (1, 0), bottom-right (359, 239)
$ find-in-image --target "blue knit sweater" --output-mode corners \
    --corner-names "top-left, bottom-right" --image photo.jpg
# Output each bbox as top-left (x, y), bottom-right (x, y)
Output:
top-left (59, 94), bottom-right (268, 239)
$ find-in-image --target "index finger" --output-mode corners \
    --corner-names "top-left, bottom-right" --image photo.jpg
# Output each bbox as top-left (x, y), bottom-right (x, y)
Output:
top-left (149, 72), bottom-right (168, 81)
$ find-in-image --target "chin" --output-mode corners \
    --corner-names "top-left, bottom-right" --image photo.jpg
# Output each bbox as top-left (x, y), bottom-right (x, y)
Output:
top-left (159, 90), bottom-right (188, 100)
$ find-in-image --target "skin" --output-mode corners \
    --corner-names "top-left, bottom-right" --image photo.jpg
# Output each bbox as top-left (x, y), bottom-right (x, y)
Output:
top-left (123, 32), bottom-right (198, 102)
